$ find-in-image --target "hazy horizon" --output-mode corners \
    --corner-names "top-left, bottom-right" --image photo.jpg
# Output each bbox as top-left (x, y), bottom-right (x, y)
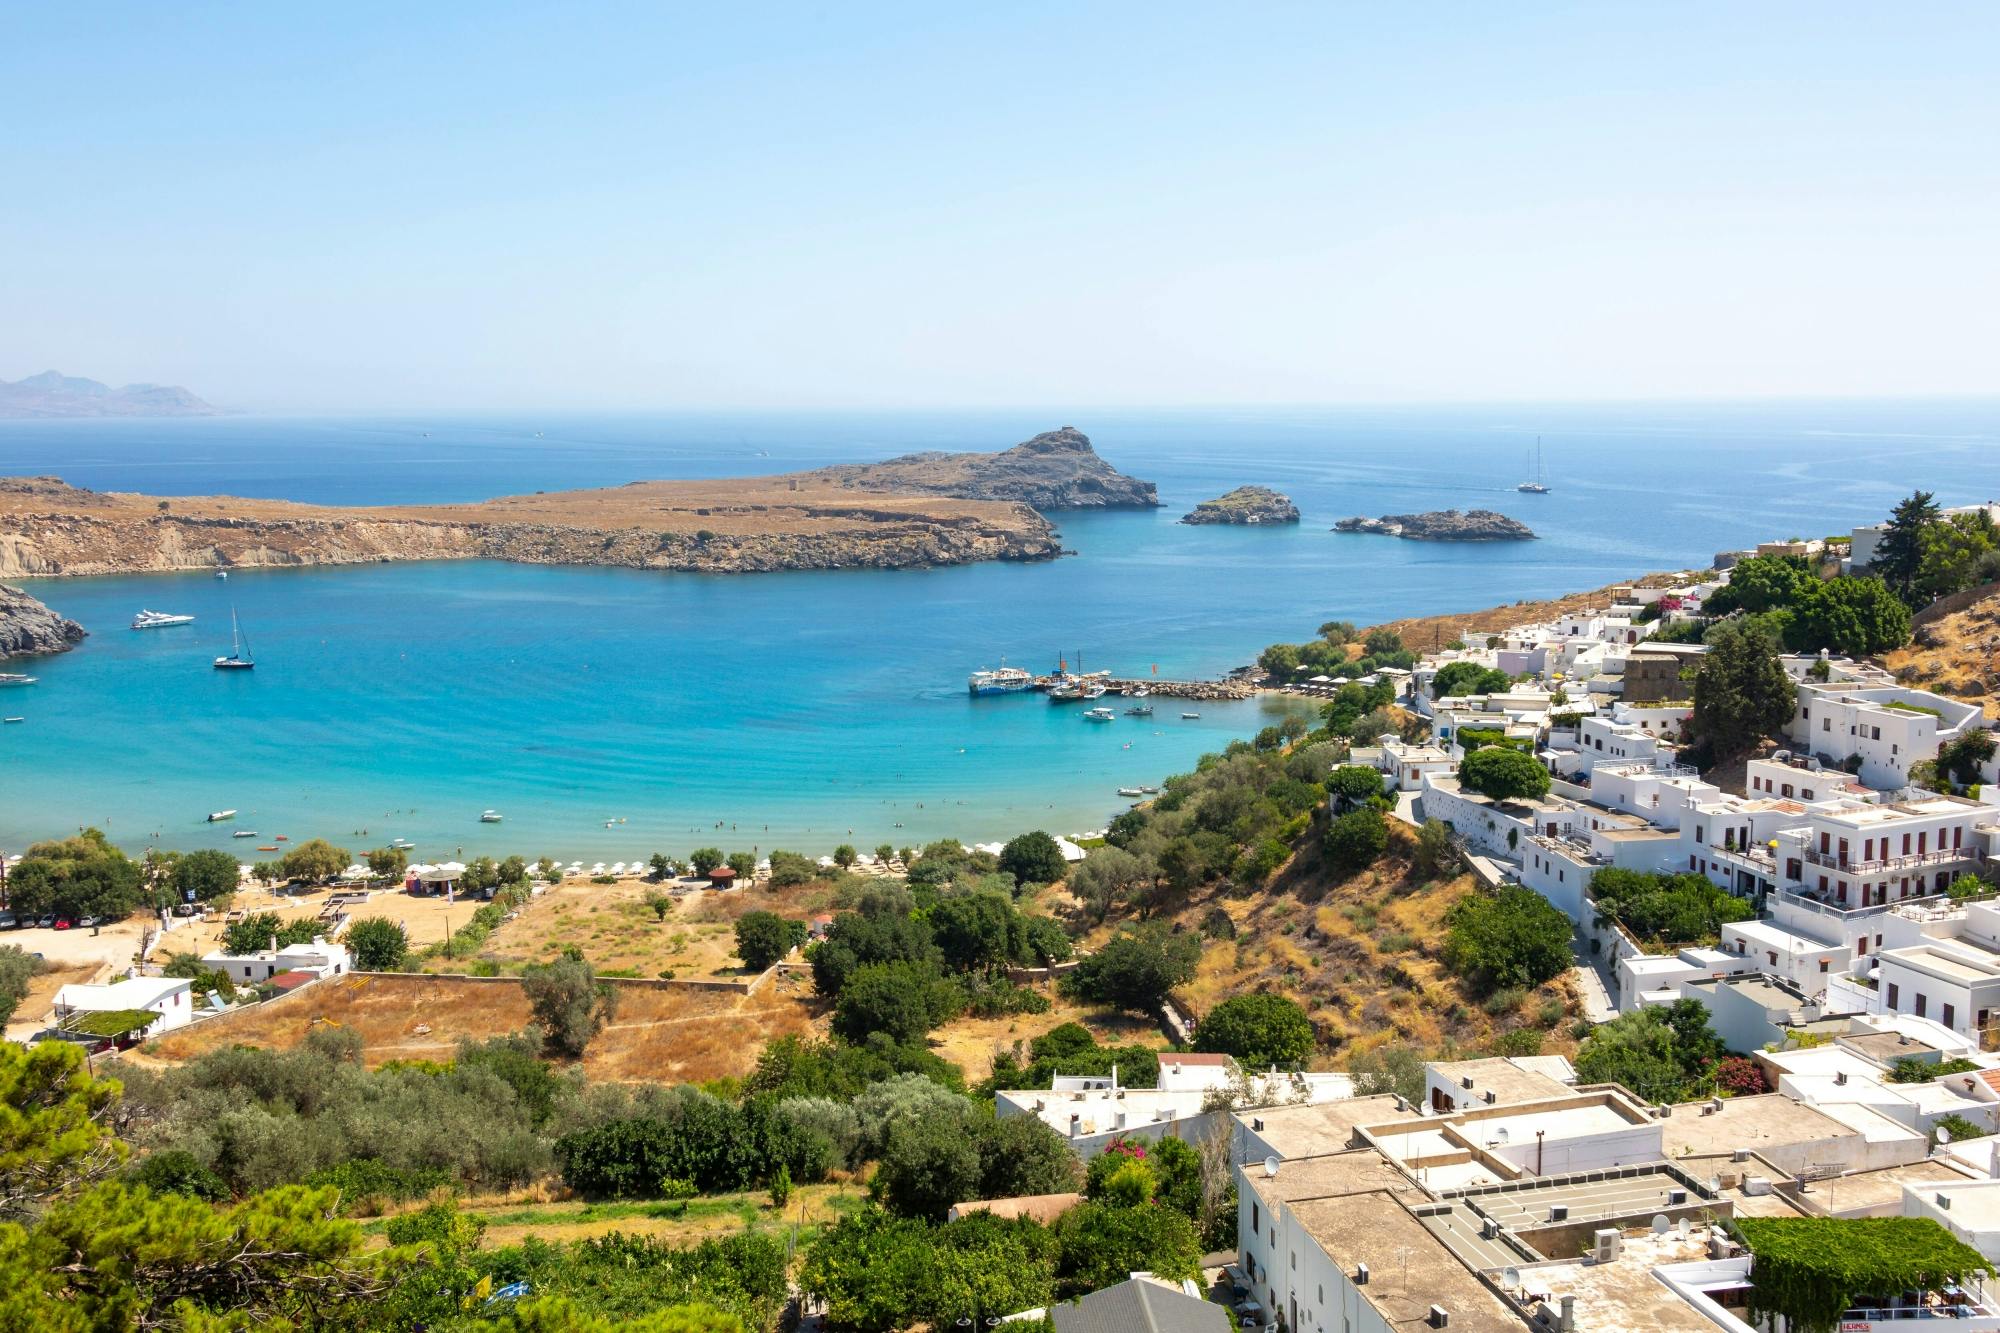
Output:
top-left (5, 3), bottom-right (1996, 413)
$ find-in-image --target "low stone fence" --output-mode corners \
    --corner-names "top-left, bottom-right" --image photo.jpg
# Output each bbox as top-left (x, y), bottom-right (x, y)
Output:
top-left (1006, 961), bottom-right (1081, 985)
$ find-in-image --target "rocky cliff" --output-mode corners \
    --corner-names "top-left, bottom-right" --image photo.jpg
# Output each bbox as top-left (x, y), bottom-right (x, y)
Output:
top-left (0, 583), bottom-right (87, 659)
top-left (800, 427), bottom-right (1159, 510)
top-left (1333, 509), bottom-right (1536, 541)
top-left (0, 477), bottom-right (1062, 579)
top-left (1181, 485), bottom-right (1300, 525)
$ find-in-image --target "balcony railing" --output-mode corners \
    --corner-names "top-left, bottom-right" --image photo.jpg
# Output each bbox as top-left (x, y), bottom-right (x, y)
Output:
top-left (1800, 846), bottom-right (1970, 875)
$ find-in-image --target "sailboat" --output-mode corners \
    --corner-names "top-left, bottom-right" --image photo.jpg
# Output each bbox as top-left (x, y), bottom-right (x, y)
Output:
top-left (1516, 438), bottom-right (1551, 494)
top-left (213, 609), bottom-right (255, 670)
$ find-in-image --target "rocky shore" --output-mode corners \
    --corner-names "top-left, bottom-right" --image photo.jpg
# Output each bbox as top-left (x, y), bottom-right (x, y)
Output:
top-left (803, 427), bottom-right (1159, 510)
top-left (1180, 485), bottom-right (1300, 525)
top-left (1333, 509), bottom-right (1535, 541)
top-left (0, 583), bottom-right (86, 659)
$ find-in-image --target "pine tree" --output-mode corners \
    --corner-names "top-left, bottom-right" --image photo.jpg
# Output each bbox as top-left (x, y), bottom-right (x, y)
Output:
top-left (1690, 620), bottom-right (1796, 762)
top-left (1872, 489), bottom-right (1940, 601)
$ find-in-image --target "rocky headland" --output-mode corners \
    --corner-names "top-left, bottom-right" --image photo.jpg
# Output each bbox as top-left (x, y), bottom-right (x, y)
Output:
top-left (1181, 485), bottom-right (1300, 526)
top-left (1333, 509), bottom-right (1536, 541)
top-left (801, 427), bottom-right (1159, 510)
top-left (0, 583), bottom-right (87, 659)
top-left (0, 371), bottom-right (217, 419)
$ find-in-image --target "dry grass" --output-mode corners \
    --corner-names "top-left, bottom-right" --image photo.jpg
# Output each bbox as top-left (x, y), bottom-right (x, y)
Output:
top-left (362, 1182), bottom-right (867, 1251)
top-left (421, 877), bottom-right (835, 978)
top-left (929, 995), bottom-right (1163, 1084)
top-left (1364, 571), bottom-right (1689, 654)
top-left (1883, 583), bottom-right (2000, 720)
top-left (1086, 822), bottom-right (1581, 1070)
top-left (145, 971), bottom-right (825, 1083)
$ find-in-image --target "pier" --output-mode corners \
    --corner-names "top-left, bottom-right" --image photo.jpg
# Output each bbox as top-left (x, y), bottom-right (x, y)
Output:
top-left (1029, 674), bottom-right (1257, 701)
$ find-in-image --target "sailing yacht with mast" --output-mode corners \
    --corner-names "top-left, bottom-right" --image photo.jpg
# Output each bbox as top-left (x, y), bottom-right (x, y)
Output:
top-left (1516, 438), bottom-right (1551, 494)
top-left (213, 608), bottom-right (255, 670)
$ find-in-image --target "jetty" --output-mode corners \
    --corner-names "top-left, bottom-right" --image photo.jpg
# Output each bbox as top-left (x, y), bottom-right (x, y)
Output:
top-left (1028, 674), bottom-right (1256, 701)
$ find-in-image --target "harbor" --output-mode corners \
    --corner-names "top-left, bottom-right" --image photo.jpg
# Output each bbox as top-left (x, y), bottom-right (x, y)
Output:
top-left (969, 658), bottom-right (1258, 703)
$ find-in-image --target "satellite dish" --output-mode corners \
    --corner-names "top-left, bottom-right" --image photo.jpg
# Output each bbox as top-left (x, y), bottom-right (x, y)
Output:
top-left (1677, 1218), bottom-right (1692, 1238)
top-left (1501, 1267), bottom-right (1523, 1293)
top-left (1263, 1156), bottom-right (1281, 1179)
top-left (1495, 1127), bottom-right (1511, 1145)
top-left (1936, 1126), bottom-right (1953, 1147)
top-left (1650, 1214), bottom-right (1671, 1235)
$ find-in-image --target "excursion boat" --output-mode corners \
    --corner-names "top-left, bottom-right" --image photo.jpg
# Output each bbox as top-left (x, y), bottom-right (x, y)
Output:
top-left (1083, 706), bottom-right (1116, 722)
top-left (0, 673), bottom-right (36, 686)
top-left (967, 662), bottom-right (1034, 696)
top-left (131, 610), bottom-right (195, 629)
top-left (1124, 704), bottom-right (1154, 717)
top-left (213, 608), bottom-right (254, 670)
top-left (207, 809), bottom-right (237, 822)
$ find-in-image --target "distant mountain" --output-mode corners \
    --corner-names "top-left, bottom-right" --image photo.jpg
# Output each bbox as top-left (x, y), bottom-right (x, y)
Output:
top-left (0, 371), bottom-right (218, 418)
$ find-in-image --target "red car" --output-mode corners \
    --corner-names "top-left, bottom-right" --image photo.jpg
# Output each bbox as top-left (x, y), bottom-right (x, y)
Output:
top-left (53, 919), bottom-right (71, 931)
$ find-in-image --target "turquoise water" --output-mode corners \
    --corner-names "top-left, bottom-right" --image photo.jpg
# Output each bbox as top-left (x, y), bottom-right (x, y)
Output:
top-left (3, 401), bottom-right (1997, 861)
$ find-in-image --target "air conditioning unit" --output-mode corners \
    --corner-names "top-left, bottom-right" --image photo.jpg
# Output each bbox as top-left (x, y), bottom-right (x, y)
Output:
top-left (1592, 1229), bottom-right (1622, 1263)
top-left (1668, 1189), bottom-right (1688, 1205)
top-left (1428, 1305), bottom-right (1450, 1329)
top-left (1550, 1205), bottom-right (1569, 1223)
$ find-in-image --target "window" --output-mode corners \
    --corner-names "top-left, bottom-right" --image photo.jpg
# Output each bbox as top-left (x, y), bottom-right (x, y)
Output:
top-left (1889, 983), bottom-right (1900, 1006)
top-left (1871, 726), bottom-right (1881, 741)
top-left (1823, 718), bottom-right (1832, 731)
top-left (1944, 1004), bottom-right (1957, 1029)
top-left (1695, 827), bottom-right (1705, 844)
top-left (1820, 960), bottom-right (1830, 973)
top-left (1916, 994), bottom-right (1928, 1018)
top-left (1802, 788), bottom-right (1816, 800)
top-left (1782, 783), bottom-right (1795, 797)
top-left (1768, 951), bottom-right (1778, 966)
top-left (1251, 1203), bottom-right (1259, 1235)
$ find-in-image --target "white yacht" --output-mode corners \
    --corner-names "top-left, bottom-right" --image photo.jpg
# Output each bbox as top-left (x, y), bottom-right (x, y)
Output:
top-left (132, 609), bottom-right (196, 629)
top-left (207, 809), bottom-right (237, 822)
top-left (1083, 706), bottom-right (1116, 722)
top-left (1516, 438), bottom-right (1551, 494)
top-left (0, 673), bottom-right (35, 686)
top-left (480, 810), bottom-right (504, 823)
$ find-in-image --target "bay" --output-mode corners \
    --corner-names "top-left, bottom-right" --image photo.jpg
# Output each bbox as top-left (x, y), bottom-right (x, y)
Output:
top-left (2, 400), bottom-right (1995, 862)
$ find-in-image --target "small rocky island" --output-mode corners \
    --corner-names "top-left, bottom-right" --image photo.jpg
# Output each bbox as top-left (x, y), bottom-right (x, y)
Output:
top-left (804, 427), bottom-right (1159, 510)
top-left (1333, 509), bottom-right (1536, 541)
top-left (1181, 485), bottom-right (1300, 526)
top-left (0, 583), bottom-right (86, 659)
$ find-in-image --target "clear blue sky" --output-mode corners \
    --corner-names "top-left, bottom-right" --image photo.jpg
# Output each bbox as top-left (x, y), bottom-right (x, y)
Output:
top-left (3, 3), bottom-right (1995, 411)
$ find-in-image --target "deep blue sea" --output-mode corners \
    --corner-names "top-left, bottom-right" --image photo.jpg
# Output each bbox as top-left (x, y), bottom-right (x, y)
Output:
top-left (2, 401), bottom-right (1996, 862)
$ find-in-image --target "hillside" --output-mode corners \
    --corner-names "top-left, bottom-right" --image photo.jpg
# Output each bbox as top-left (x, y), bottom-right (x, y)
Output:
top-left (1884, 580), bottom-right (2000, 717)
top-left (799, 426), bottom-right (1159, 509)
top-left (0, 370), bottom-right (217, 418)
top-left (1067, 820), bottom-right (1582, 1070)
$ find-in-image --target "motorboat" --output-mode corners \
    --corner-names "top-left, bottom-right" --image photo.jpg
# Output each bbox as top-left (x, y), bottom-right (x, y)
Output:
top-left (1181, 711), bottom-right (1201, 720)
top-left (1124, 704), bottom-right (1153, 717)
top-left (207, 810), bottom-right (237, 822)
top-left (2, 717), bottom-right (21, 724)
top-left (213, 608), bottom-right (254, 670)
top-left (1083, 706), bottom-right (1116, 722)
top-left (967, 662), bottom-right (1034, 695)
top-left (480, 810), bottom-right (504, 823)
top-left (132, 609), bottom-right (196, 629)
top-left (232, 830), bottom-right (257, 837)
top-left (0, 673), bottom-right (36, 686)
top-left (1117, 787), bottom-right (1145, 797)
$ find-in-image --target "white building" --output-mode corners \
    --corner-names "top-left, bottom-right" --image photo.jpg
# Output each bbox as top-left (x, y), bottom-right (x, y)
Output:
top-left (51, 975), bottom-right (194, 1034)
top-left (202, 937), bottom-right (352, 985)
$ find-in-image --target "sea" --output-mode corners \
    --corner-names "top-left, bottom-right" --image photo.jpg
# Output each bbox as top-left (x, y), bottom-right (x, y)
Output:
top-left (2, 399), bottom-right (1996, 864)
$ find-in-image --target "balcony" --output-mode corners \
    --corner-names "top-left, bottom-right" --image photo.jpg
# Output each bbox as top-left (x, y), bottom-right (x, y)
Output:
top-left (1800, 846), bottom-right (1971, 875)
top-left (1774, 888), bottom-right (1944, 922)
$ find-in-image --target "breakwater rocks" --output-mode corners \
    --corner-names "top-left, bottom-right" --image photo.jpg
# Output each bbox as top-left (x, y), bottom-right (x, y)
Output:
top-left (803, 427), bottom-right (1160, 510)
top-left (1333, 509), bottom-right (1536, 541)
top-left (1180, 485), bottom-right (1300, 526)
top-left (0, 477), bottom-right (1063, 579)
top-left (0, 583), bottom-right (86, 659)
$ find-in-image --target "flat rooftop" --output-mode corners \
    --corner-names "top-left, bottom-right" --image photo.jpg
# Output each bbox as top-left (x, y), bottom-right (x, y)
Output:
top-left (1843, 1031), bottom-right (1941, 1064)
top-left (1922, 1180), bottom-right (2000, 1232)
top-left (1885, 945), bottom-right (2000, 984)
top-left (1243, 1149), bottom-right (1422, 1209)
top-left (1432, 1057), bottom-right (1575, 1107)
top-left (1660, 1094), bottom-right (1859, 1159)
top-left (1516, 1228), bottom-right (1724, 1331)
top-left (1242, 1094), bottom-right (1418, 1160)
top-left (1415, 1201), bottom-right (1539, 1271)
top-left (1804, 1160), bottom-right (1969, 1218)
top-left (1288, 1192), bottom-right (1523, 1333)
top-left (1455, 1165), bottom-right (1712, 1237)
top-left (1454, 1101), bottom-right (1644, 1149)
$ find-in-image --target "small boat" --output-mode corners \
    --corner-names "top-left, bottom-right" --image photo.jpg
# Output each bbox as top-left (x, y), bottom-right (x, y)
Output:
top-left (1083, 706), bottom-right (1116, 722)
top-left (0, 673), bottom-right (36, 686)
top-left (131, 610), bottom-right (195, 629)
top-left (1181, 711), bottom-right (1201, 720)
top-left (1140, 785), bottom-right (1160, 794)
top-left (232, 830), bottom-right (257, 837)
top-left (1117, 787), bottom-right (1145, 797)
top-left (2, 717), bottom-right (22, 724)
top-left (273, 834), bottom-right (288, 841)
top-left (207, 810), bottom-right (237, 822)
top-left (215, 569), bottom-right (228, 580)
top-left (480, 810), bottom-right (504, 823)
top-left (1124, 704), bottom-right (1153, 717)
top-left (213, 608), bottom-right (254, 670)
top-left (391, 838), bottom-right (416, 849)
top-left (256, 845), bottom-right (279, 851)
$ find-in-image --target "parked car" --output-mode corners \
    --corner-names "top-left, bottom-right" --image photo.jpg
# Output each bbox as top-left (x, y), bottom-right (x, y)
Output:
top-left (34, 914), bottom-right (55, 929)
top-left (0, 913), bottom-right (16, 930)
top-left (53, 919), bottom-right (72, 931)
top-left (76, 915), bottom-right (99, 928)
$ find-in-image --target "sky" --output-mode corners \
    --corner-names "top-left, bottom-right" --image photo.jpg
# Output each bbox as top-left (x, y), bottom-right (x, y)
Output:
top-left (2, 3), bottom-right (1997, 412)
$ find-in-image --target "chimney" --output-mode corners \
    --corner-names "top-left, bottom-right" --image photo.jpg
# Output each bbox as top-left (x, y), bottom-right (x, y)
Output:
top-left (1835, 1071), bottom-right (1848, 1086)
top-left (1483, 1090), bottom-right (1498, 1105)
top-left (1559, 1296), bottom-right (1576, 1333)
top-left (1355, 1263), bottom-right (1370, 1286)
top-left (1068, 1115), bottom-right (1081, 1139)
top-left (1252, 1117), bottom-right (1265, 1132)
